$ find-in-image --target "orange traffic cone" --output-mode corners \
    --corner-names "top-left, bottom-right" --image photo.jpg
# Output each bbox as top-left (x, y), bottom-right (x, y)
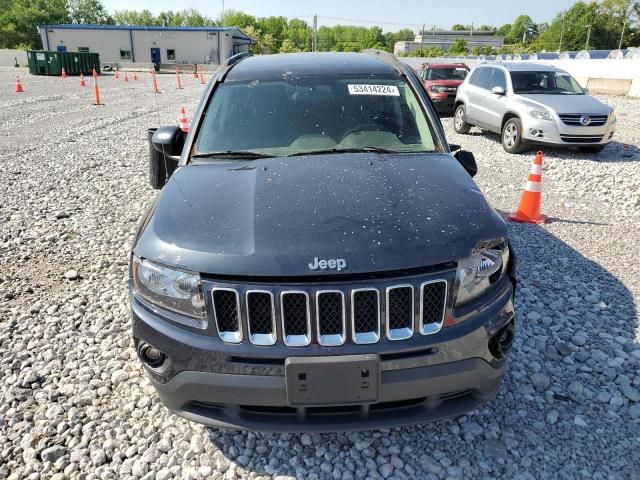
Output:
top-left (15, 75), bottom-right (23, 93)
top-left (92, 68), bottom-right (101, 106)
top-left (124, 72), bottom-right (129, 82)
top-left (61, 67), bottom-right (67, 78)
top-left (199, 72), bottom-right (205, 85)
top-left (80, 73), bottom-right (86, 87)
top-left (179, 106), bottom-right (189, 132)
top-left (133, 72), bottom-right (138, 81)
top-left (115, 67), bottom-right (120, 80)
top-left (194, 65), bottom-right (199, 79)
top-left (508, 151), bottom-right (547, 224)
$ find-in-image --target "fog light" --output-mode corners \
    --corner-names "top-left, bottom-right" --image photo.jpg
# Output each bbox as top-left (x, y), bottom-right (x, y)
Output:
top-left (138, 342), bottom-right (166, 368)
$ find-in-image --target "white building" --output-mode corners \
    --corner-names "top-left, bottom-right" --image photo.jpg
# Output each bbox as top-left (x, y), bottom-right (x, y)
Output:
top-left (395, 31), bottom-right (504, 55)
top-left (38, 24), bottom-right (253, 65)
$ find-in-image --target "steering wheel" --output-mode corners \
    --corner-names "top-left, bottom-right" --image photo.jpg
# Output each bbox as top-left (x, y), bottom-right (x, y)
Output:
top-left (341, 122), bottom-right (389, 140)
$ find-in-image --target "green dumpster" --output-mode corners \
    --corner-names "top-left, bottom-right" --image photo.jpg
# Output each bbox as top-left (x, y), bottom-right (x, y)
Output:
top-left (27, 51), bottom-right (100, 76)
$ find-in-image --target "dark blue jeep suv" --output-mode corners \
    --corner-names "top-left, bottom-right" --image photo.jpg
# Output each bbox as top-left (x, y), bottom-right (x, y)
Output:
top-left (129, 51), bottom-right (517, 432)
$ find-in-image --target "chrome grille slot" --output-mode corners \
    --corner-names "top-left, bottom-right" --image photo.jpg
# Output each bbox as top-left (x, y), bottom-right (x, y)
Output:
top-left (281, 292), bottom-right (311, 346)
top-left (246, 291), bottom-right (276, 345)
top-left (559, 114), bottom-right (608, 126)
top-left (212, 288), bottom-right (242, 343)
top-left (351, 289), bottom-right (380, 344)
top-left (386, 286), bottom-right (414, 340)
top-left (420, 280), bottom-right (447, 335)
top-left (316, 291), bottom-right (345, 346)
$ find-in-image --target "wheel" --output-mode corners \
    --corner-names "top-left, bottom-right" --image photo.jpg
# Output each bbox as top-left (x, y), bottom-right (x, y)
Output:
top-left (578, 145), bottom-right (606, 153)
top-left (453, 105), bottom-right (471, 134)
top-left (149, 152), bottom-right (167, 190)
top-left (501, 117), bottom-right (526, 154)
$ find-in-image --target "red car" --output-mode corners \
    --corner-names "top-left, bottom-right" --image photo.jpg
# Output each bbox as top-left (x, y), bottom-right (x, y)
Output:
top-left (418, 63), bottom-right (470, 114)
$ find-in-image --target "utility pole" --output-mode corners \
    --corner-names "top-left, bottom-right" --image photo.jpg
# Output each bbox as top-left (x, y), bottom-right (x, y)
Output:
top-left (312, 14), bottom-right (318, 52)
top-left (523, 30), bottom-right (526, 46)
top-left (559, 13), bottom-right (565, 52)
top-left (619, 19), bottom-right (627, 50)
top-left (221, 0), bottom-right (225, 24)
top-left (585, 23), bottom-right (592, 50)
top-left (420, 23), bottom-right (425, 55)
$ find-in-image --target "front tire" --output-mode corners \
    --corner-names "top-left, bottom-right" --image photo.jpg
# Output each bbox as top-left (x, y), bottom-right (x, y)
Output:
top-left (453, 105), bottom-right (471, 134)
top-left (501, 117), bottom-right (526, 154)
top-left (578, 145), bottom-right (606, 153)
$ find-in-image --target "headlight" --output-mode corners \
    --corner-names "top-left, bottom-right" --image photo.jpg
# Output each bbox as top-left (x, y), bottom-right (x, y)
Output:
top-left (528, 109), bottom-right (554, 122)
top-left (609, 110), bottom-right (616, 123)
top-left (431, 85), bottom-right (447, 93)
top-left (455, 243), bottom-right (509, 306)
top-left (132, 256), bottom-right (206, 321)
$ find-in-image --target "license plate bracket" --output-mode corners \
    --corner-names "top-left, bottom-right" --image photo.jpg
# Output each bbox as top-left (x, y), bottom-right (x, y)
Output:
top-left (285, 354), bottom-right (379, 406)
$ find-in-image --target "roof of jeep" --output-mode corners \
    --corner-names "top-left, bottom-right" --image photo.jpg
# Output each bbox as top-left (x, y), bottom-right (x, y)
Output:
top-left (225, 52), bottom-right (400, 82)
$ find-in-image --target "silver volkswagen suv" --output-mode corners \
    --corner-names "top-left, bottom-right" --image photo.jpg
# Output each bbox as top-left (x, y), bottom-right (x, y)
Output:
top-left (453, 62), bottom-right (616, 154)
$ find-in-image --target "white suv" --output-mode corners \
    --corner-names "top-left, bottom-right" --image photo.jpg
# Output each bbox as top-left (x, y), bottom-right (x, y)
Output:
top-left (453, 62), bottom-right (616, 154)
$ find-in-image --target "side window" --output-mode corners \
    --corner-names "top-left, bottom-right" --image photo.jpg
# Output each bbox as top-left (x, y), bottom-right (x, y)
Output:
top-left (492, 69), bottom-right (507, 90)
top-left (474, 68), bottom-right (492, 89)
top-left (167, 49), bottom-right (176, 61)
top-left (468, 68), bottom-right (481, 86)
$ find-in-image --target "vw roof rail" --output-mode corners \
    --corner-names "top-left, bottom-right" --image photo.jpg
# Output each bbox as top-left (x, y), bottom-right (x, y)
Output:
top-left (224, 52), bottom-right (251, 67)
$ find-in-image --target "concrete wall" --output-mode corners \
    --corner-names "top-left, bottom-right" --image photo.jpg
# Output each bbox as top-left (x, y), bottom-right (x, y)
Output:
top-left (0, 49), bottom-right (28, 67)
top-left (400, 57), bottom-right (640, 97)
top-left (38, 27), bottom-right (249, 65)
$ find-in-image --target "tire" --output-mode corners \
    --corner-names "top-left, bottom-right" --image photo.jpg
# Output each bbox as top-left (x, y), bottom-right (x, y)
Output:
top-left (501, 117), bottom-right (527, 154)
top-left (453, 104), bottom-right (471, 134)
top-left (578, 145), bottom-right (606, 153)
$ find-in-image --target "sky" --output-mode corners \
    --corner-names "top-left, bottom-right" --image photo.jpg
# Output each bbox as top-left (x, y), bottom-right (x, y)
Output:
top-left (101, 0), bottom-right (582, 31)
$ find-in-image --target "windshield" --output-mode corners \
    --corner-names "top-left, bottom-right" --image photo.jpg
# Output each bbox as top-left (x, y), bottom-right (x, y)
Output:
top-left (425, 67), bottom-right (468, 81)
top-left (510, 71), bottom-right (584, 95)
top-left (195, 76), bottom-right (437, 157)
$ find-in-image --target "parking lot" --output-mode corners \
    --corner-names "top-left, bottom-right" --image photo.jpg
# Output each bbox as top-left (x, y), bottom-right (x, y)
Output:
top-left (0, 65), bottom-right (639, 479)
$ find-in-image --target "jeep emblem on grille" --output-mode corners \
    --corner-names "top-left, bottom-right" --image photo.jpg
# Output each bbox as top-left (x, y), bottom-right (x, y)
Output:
top-left (309, 257), bottom-right (347, 272)
top-left (579, 115), bottom-right (591, 126)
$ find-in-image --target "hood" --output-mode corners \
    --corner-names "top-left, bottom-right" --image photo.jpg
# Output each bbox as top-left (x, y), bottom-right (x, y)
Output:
top-left (135, 153), bottom-right (506, 277)
top-left (517, 94), bottom-right (612, 115)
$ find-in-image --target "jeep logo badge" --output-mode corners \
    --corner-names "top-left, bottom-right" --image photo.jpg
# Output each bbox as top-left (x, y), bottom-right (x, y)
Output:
top-left (579, 115), bottom-right (591, 126)
top-left (309, 257), bottom-right (347, 272)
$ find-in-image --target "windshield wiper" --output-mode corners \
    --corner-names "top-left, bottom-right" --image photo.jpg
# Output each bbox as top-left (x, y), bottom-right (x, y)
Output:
top-left (287, 147), bottom-right (399, 157)
top-left (191, 151), bottom-right (277, 160)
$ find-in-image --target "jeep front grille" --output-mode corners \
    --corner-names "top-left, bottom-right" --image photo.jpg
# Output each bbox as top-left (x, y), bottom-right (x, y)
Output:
top-left (212, 288), bottom-right (242, 343)
top-left (207, 274), bottom-right (450, 346)
top-left (316, 291), bottom-right (345, 346)
top-left (246, 291), bottom-right (276, 345)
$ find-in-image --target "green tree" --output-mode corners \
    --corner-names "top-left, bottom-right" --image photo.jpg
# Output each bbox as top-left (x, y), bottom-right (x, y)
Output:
top-left (0, 0), bottom-right (69, 48)
top-left (451, 24), bottom-right (469, 31)
top-left (448, 39), bottom-right (468, 54)
top-left (221, 9), bottom-right (256, 29)
top-left (68, 0), bottom-right (113, 24)
top-left (496, 23), bottom-right (511, 37)
top-left (285, 18), bottom-right (311, 51)
top-left (113, 9), bottom-right (160, 25)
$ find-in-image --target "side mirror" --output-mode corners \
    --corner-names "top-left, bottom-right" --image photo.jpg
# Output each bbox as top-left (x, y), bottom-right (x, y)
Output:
top-left (152, 126), bottom-right (185, 157)
top-left (583, 87), bottom-right (590, 95)
top-left (454, 150), bottom-right (478, 177)
top-left (148, 126), bottom-right (185, 189)
top-left (491, 86), bottom-right (506, 95)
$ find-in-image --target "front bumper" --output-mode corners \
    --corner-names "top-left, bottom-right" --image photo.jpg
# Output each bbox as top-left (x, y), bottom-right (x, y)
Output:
top-left (131, 274), bottom-right (515, 432)
top-left (429, 94), bottom-right (457, 113)
top-left (521, 115), bottom-right (616, 147)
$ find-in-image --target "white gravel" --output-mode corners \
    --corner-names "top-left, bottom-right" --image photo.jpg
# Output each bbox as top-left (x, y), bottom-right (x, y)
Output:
top-left (1, 66), bottom-right (639, 479)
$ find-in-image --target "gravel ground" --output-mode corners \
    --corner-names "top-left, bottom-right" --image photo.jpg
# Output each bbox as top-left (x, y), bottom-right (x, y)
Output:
top-left (0, 66), bottom-right (639, 480)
